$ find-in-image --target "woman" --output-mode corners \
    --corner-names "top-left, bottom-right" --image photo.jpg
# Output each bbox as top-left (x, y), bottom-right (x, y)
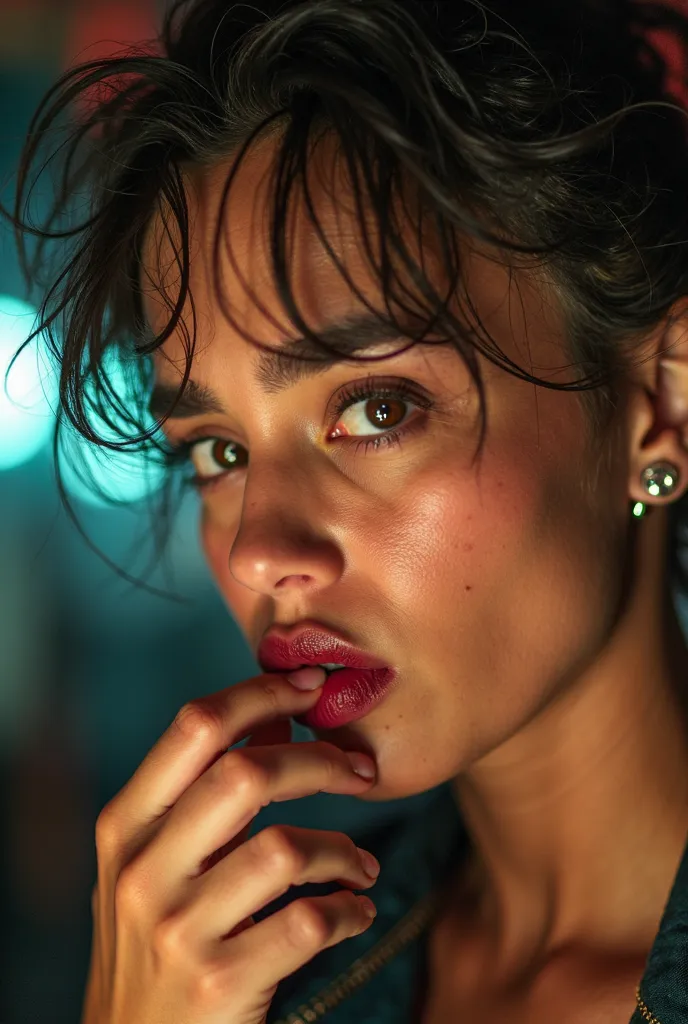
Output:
top-left (11, 0), bottom-right (688, 1020)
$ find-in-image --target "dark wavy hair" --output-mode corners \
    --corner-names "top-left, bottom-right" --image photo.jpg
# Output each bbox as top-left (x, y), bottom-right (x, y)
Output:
top-left (9, 0), bottom-right (688, 592)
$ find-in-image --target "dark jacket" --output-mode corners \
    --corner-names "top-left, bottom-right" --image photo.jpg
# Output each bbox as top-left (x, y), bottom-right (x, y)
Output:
top-left (261, 782), bottom-right (688, 1024)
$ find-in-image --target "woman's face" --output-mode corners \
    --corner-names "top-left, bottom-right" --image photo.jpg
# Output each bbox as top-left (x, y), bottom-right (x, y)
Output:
top-left (144, 139), bottom-right (634, 801)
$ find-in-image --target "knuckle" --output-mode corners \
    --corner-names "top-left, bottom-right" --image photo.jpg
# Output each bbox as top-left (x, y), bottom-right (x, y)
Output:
top-left (188, 964), bottom-right (232, 1009)
top-left (285, 898), bottom-right (331, 949)
top-left (215, 750), bottom-right (268, 801)
top-left (256, 825), bottom-right (306, 878)
top-left (341, 832), bottom-right (363, 862)
top-left (312, 741), bottom-right (349, 782)
top-left (152, 913), bottom-right (190, 964)
top-left (94, 800), bottom-right (121, 854)
top-left (333, 832), bottom-right (363, 874)
top-left (259, 676), bottom-right (285, 711)
top-left (173, 700), bottom-right (223, 742)
top-left (114, 858), bottom-right (149, 916)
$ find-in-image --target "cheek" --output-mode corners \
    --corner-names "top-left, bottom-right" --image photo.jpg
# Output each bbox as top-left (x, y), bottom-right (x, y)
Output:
top-left (364, 429), bottom-right (623, 793)
top-left (406, 426), bottom-right (620, 718)
top-left (382, 449), bottom-right (544, 636)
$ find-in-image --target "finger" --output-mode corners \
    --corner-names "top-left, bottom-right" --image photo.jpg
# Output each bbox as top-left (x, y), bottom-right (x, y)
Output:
top-left (208, 891), bottom-right (376, 1002)
top-left (107, 677), bottom-right (324, 848)
top-left (180, 825), bottom-right (380, 947)
top-left (199, 720), bottom-right (294, 873)
top-left (144, 741), bottom-right (376, 888)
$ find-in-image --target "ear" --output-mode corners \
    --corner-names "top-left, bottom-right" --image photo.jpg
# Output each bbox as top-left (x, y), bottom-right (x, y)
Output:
top-left (628, 301), bottom-right (688, 510)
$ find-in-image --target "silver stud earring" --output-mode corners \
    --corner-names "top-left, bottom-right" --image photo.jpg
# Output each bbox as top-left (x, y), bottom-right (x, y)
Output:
top-left (632, 461), bottom-right (681, 518)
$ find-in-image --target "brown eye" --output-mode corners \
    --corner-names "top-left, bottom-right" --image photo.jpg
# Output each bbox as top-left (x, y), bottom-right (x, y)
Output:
top-left (364, 398), bottom-right (406, 429)
top-left (334, 396), bottom-right (410, 437)
top-left (190, 438), bottom-right (248, 479)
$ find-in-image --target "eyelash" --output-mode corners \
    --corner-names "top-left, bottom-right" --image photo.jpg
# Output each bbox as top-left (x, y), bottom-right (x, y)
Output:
top-left (164, 378), bottom-right (434, 491)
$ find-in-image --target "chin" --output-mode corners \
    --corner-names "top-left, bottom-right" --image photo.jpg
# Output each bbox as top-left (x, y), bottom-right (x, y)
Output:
top-left (304, 723), bottom-right (424, 802)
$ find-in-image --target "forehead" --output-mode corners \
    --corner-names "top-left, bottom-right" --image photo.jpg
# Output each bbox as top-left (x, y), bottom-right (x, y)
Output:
top-left (139, 133), bottom-right (410, 366)
top-left (138, 133), bottom-right (564, 392)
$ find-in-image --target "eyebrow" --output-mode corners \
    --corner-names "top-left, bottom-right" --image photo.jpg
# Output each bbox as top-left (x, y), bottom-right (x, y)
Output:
top-left (148, 311), bottom-right (415, 421)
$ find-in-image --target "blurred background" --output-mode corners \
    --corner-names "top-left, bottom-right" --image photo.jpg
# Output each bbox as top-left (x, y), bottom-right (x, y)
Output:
top-left (1, 2), bottom-right (688, 1023)
top-left (0, 3), bottom-right (443, 1021)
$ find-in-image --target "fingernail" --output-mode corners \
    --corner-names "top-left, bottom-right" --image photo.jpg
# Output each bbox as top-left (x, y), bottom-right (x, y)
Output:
top-left (345, 751), bottom-right (377, 780)
top-left (357, 847), bottom-right (381, 878)
top-left (358, 895), bottom-right (377, 919)
top-left (286, 666), bottom-right (327, 690)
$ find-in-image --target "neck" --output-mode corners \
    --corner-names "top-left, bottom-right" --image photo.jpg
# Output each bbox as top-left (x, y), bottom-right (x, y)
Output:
top-left (450, 506), bottom-right (688, 980)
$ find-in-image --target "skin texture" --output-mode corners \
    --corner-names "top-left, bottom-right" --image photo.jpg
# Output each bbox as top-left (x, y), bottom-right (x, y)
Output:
top-left (141, 135), bottom-right (688, 1011)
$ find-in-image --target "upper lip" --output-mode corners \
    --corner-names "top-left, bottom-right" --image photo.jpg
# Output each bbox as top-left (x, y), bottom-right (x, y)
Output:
top-left (257, 619), bottom-right (390, 673)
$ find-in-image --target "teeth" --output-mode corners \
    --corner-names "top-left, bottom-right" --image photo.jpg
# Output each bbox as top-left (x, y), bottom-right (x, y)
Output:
top-left (319, 663), bottom-right (347, 672)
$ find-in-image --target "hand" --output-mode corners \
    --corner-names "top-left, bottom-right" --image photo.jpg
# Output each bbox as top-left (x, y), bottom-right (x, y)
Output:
top-left (81, 671), bottom-right (379, 1024)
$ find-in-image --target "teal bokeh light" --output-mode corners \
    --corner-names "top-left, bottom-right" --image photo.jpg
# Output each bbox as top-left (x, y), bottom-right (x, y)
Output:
top-left (0, 291), bottom-right (166, 504)
top-left (59, 351), bottom-right (167, 508)
top-left (0, 294), bottom-right (56, 470)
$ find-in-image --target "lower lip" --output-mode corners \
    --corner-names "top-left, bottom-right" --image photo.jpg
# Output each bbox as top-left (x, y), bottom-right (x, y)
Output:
top-left (294, 667), bottom-right (396, 729)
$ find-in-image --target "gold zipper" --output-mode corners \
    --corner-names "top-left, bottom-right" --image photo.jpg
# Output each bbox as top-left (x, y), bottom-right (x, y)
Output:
top-left (635, 986), bottom-right (662, 1024)
top-left (272, 887), bottom-right (442, 1024)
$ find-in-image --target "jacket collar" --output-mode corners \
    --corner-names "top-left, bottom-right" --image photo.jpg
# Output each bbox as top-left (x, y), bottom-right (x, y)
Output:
top-left (270, 783), bottom-right (688, 1024)
top-left (632, 822), bottom-right (688, 1024)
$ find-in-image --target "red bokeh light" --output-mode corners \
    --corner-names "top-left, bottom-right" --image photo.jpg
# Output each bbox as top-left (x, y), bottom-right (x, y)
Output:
top-left (64, 0), bottom-right (159, 119)
top-left (65, 0), bottom-right (158, 69)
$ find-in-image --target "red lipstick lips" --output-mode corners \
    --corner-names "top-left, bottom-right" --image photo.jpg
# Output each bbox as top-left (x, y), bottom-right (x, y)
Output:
top-left (258, 622), bottom-right (396, 729)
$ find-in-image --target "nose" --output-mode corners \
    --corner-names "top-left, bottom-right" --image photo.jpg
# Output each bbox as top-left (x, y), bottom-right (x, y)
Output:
top-left (227, 463), bottom-right (345, 596)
